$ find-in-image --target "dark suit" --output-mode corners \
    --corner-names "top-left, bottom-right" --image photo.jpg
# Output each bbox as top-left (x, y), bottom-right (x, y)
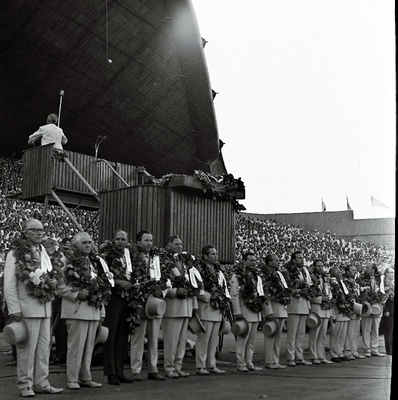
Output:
top-left (383, 297), bottom-right (394, 355)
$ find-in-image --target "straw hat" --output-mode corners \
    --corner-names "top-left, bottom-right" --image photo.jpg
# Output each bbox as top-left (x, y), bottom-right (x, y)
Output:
top-left (352, 302), bottom-right (363, 316)
top-left (3, 320), bottom-right (29, 348)
top-left (231, 317), bottom-right (249, 338)
top-left (361, 301), bottom-right (372, 318)
top-left (219, 318), bottom-right (231, 335)
top-left (306, 311), bottom-right (321, 329)
top-left (261, 318), bottom-right (279, 338)
top-left (95, 325), bottom-right (109, 345)
top-left (145, 295), bottom-right (166, 319)
top-left (371, 303), bottom-right (383, 316)
top-left (188, 312), bottom-right (206, 334)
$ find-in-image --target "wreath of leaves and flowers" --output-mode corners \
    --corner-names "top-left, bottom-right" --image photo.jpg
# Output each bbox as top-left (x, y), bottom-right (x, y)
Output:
top-left (357, 273), bottom-right (387, 304)
top-left (11, 237), bottom-right (63, 303)
top-left (161, 251), bottom-right (203, 297)
top-left (235, 265), bottom-right (265, 313)
top-left (63, 251), bottom-right (112, 308)
top-left (261, 267), bottom-right (292, 306)
top-left (309, 270), bottom-right (332, 310)
top-left (284, 263), bottom-right (317, 300)
top-left (126, 245), bottom-right (168, 334)
top-left (195, 257), bottom-right (233, 320)
top-left (329, 277), bottom-right (353, 318)
top-left (100, 240), bottom-right (132, 300)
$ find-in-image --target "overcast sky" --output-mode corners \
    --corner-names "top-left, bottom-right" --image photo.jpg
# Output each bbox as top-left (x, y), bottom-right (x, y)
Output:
top-left (191, 0), bottom-right (395, 219)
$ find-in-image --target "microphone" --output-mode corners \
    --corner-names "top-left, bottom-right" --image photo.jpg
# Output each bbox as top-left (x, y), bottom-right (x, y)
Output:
top-left (60, 90), bottom-right (64, 96)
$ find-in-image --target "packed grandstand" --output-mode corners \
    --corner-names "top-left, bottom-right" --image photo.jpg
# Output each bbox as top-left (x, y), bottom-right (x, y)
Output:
top-left (0, 156), bottom-right (394, 273)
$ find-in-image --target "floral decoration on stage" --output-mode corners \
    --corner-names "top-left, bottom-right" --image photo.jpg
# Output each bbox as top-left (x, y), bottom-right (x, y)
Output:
top-left (11, 237), bottom-right (63, 303)
top-left (63, 251), bottom-right (112, 308)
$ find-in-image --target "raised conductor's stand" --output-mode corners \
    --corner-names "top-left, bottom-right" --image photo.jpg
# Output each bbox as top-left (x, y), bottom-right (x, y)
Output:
top-left (99, 174), bottom-right (245, 264)
top-left (21, 144), bottom-right (142, 231)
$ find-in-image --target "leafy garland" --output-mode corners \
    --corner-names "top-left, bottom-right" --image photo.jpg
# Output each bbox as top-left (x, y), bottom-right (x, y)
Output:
top-left (284, 263), bottom-right (317, 300)
top-left (63, 252), bottom-right (112, 308)
top-left (11, 237), bottom-right (63, 303)
top-left (160, 251), bottom-right (203, 297)
top-left (261, 267), bottom-right (292, 306)
top-left (329, 277), bottom-right (353, 318)
top-left (127, 245), bottom-right (168, 334)
top-left (309, 270), bottom-right (332, 310)
top-left (235, 265), bottom-right (265, 313)
top-left (195, 258), bottom-right (233, 320)
top-left (357, 273), bottom-right (387, 304)
top-left (100, 240), bottom-right (132, 300)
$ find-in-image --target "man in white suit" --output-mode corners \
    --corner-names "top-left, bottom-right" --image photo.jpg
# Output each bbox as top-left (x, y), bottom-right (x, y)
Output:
top-left (4, 219), bottom-right (63, 397)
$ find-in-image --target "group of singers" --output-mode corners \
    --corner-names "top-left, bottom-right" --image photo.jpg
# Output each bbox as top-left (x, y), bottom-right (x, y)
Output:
top-left (3, 218), bottom-right (394, 398)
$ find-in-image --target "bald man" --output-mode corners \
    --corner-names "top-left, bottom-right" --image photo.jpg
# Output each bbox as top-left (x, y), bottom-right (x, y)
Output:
top-left (4, 219), bottom-right (63, 397)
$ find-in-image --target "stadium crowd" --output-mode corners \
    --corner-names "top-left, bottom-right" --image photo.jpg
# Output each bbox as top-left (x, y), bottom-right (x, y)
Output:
top-left (0, 155), bottom-right (395, 398)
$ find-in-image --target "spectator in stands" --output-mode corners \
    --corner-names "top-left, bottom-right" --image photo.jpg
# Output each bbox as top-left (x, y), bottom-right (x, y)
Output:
top-left (28, 114), bottom-right (68, 150)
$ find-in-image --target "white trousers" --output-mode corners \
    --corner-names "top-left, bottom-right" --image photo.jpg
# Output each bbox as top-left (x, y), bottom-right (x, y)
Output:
top-left (17, 317), bottom-right (51, 391)
top-left (308, 317), bottom-right (328, 360)
top-left (263, 317), bottom-right (285, 365)
top-left (162, 317), bottom-right (189, 373)
top-left (361, 316), bottom-right (381, 353)
top-left (286, 314), bottom-right (307, 361)
top-left (130, 318), bottom-right (162, 373)
top-left (66, 319), bottom-right (99, 383)
top-left (195, 320), bottom-right (221, 369)
top-left (236, 321), bottom-right (259, 368)
top-left (330, 321), bottom-right (348, 358)
top-left (344, 318), bottom-right (360, 355)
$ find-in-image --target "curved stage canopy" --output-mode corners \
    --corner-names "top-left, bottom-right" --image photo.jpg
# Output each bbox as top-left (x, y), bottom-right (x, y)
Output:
top-left (0, 0), bottom-right (221, 176)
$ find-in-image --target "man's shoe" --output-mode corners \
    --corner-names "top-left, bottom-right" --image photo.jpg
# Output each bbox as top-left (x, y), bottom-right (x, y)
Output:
top-left (331, 358), bottom-right (342, 362)
top-left (117, 374), bottom-right (133, 383)
top-left (287, 361), bottom-right (296, 367)
top-left (196, 368), bottom-right (210, 375)
top-left (108, 375), bottom-right (120, 385)
top-left (35, 386), bottom-right (63, 394)
top-left (78, 380), bottom-right (102, 388)
top-left (319, 359), bottom-right (334, 364)
top-left (20, 387), bottom-right (35, 398)
top-left (296, 359), bottom-right (312, 365)
top-left (371, 352), bottom-right (385, 357)
top-left (209, 367), bottom-right (225, 374)
top-left (353, 353), bottom-right (366, 359)
top-left (248, 365), bottom-right (262, 371)
top-left (340, 356), bottom-right (351, 361)
top-left (265, 363), bottom-right (279, 369)
top-left (67, 382), bottom-right (80, 390)
top-left (148, 373), bottom-right (166, 381)
top-left (364, 352), bottom-right (371, 357)
top-left (176, 370), bottom-right (190, 377)
top-left (275, 364), bottom-right (287, 369)
top-left (165, 371), bottom-right (179, 378)
top-left (237, 366), bottom-right (249, 372)
top-left (131, 373), bottom-right (143, 381)
top-left (312, 359), bottom-right (321, 365)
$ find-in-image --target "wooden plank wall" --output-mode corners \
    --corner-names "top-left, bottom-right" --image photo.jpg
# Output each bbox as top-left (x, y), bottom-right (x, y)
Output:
top-left (22, 145), bottom-right (54, 199)
top-left (168, 189), bottom-right (236, 263)
top-left (99, 186), bottom-right (166, 246)
top-left (22, 147), bottom-right (142, 200)
top-left (99, 186), bottom-right (236, 263)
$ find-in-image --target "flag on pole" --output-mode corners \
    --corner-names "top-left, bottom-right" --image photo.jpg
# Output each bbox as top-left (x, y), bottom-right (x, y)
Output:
top-left (346, 196), bottom-right (352, 211)
top-left (321, 198), bottom-right (326, 212)
top-left (371, 196), bottom-right (389, 209)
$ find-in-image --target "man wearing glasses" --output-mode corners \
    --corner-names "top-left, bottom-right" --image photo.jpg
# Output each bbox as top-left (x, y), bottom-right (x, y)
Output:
top-left (4, 219), bottom-right (63, 397)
